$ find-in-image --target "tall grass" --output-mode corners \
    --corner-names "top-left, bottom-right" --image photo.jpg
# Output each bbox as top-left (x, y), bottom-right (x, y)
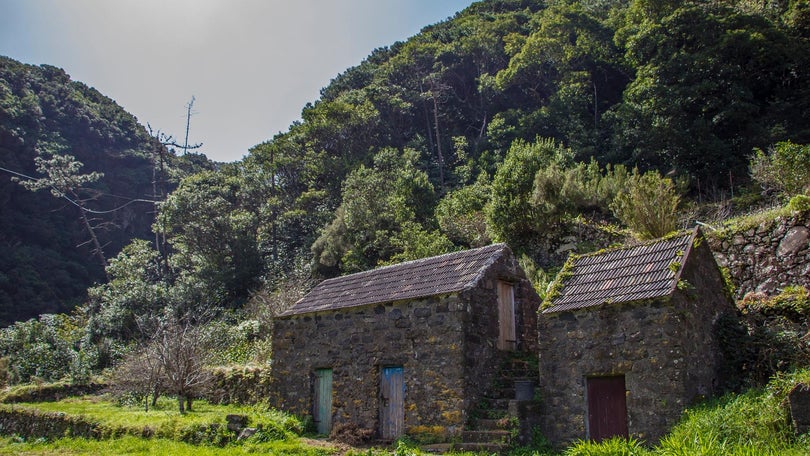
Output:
top-left (554, 369), bottom-right (810, 456)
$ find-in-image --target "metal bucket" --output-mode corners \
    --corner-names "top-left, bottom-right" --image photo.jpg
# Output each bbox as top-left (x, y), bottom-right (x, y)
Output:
top-left (514, 379), bottom-right (535, 401)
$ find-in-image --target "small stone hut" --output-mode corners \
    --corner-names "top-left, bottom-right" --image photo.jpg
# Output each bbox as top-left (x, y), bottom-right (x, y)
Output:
top-left (537, 228), bottom-right (735, 445)
top-left (271, 243), bottom-right (541, 439)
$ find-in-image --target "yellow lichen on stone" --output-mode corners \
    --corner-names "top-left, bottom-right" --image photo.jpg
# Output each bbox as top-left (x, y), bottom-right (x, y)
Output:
top-left (441, 410), bottom-right (462, 424)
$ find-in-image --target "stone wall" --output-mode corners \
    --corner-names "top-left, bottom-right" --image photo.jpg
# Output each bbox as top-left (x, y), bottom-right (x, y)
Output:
top-left (271, 294), bottom-right (469, 438)
top-left (536, 240), bottom-right (735, 446)
top-left (270, 252), bottom-right (541, 439)
top-left (709, 210), bottom-right (810, 298)
top-left (205, 366), bottom-right (273, 405)
top-left (0, 407), bottom-right (105, 440)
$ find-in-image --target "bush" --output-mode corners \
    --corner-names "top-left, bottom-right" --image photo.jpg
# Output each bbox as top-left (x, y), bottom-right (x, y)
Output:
top-left (610, 170), bottom-right (681, 240)
top-left (750, 141), bottom-right (810, 198)
top-left (787, 194), bottom-right (810, 212)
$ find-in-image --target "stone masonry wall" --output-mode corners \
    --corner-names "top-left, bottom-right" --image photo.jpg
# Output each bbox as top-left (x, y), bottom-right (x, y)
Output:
top-left (537, 299), bottom-right (689, 445)
top-left (709, 210), bottom-right (810, 298)
top-left (271, 294), bottom-right (469, 438)
top-left (461, 253), bottom-right (542, 415)
top-left (537, 237), bottom-right (736, 447)
top-left (270, 249), bottom-right (542, 440)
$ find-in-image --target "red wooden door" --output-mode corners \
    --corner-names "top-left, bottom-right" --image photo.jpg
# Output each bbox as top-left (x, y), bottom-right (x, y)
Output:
top-left (587, 376), bottom-right (628, 442)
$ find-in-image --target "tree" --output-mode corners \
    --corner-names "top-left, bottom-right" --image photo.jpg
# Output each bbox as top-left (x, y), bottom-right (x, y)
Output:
top-left (486, 137), bottom-right (572, 249)
top-left (436, 173), bottom-right (492, 248)
top-left (311, 148), bottom-right (442, 274)
top-left (116, 314), bottom-right (213, 414)
top-left (14, 150), bottom-right (107, 268)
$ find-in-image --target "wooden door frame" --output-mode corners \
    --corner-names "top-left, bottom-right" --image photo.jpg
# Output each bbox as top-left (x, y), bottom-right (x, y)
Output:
top-left (497, 280), bottom-right (517, 351)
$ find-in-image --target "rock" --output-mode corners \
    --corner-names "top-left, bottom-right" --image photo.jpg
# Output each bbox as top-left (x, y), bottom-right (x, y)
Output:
top-left (226, 414), bottom-right (248, 432)
top-left (755, 278), bottom-right (778, 294)
top-left (777, 227), bottom-right (810, 257)
top-left (555, 243), bottom-right (577, 254)
top-left (237, 427), bottom-right (258, 441)
top-left (789, 384), bottom-right (810, 435)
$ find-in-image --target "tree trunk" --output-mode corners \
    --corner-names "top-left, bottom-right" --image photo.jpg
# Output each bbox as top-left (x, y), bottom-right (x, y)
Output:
top-left (178, 395), bottom-right (186, 414)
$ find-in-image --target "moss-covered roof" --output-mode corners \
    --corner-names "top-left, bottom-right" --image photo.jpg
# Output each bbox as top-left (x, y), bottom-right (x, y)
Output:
top-left (543, 228), bottom-right (700, 313)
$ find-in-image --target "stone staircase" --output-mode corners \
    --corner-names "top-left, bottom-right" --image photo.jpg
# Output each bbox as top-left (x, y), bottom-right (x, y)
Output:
top-left (422, 353), bottom-right (539, 454)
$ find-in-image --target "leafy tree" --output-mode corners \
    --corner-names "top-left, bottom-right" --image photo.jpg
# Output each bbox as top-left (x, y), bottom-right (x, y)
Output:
top-left (311, 148), bottom-right (441, 274)
top-left (611, 1), bottom-right (810, 187)
top-left (86, 239), bottom-right (170, 342)
top-left (155, 169), bottom-right (264, 308)
top-left (486, 137), bottom-right (572, 249)
top-left (436, 173), bottom-right (492, 248)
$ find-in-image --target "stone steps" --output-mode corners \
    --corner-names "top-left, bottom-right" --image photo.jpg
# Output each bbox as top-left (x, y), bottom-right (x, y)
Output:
top-left (421, 353), bottom-right (538, 454)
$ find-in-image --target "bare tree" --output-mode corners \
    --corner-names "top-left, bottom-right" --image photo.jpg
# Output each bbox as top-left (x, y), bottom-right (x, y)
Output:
top-left (110, 313), bottom-right (213, 414)
top-left (110, 346), bottom-right (163, 412)
top-left (151, 316), bottom-right (213, 414)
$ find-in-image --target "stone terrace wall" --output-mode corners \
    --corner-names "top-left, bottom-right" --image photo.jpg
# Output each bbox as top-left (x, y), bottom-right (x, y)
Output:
top-left (709, 210), bottom-right (810, 298)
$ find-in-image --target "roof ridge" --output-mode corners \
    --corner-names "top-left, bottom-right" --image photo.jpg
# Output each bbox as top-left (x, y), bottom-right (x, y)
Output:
top-left (318, 243), bottom-right (507, 284)
top-left (570, 230), bottom-right (693, 261)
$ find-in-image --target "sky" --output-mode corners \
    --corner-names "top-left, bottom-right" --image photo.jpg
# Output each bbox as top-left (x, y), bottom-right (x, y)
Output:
top-left (1, 0), bottom-right (473, 162)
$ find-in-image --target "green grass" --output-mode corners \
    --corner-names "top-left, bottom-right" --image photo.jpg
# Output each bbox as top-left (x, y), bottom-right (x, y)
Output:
top-left (3, 370), bottom-right (810, 455)
top-left (0, 435), bottom-right (333, 455)
top-left (0, 395), bottom-right (330, 454)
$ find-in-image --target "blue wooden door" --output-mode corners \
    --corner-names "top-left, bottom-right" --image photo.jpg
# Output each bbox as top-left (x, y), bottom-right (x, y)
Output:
top-left (314, 369), bottom-right (333, 435)
top-left (380, 366), bottom-right (405, 439)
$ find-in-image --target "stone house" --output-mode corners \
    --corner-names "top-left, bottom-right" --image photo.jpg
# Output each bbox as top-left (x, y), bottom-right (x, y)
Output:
top-left (270, 243), bottom-right (542, 440)
top-left (537, 227), bottom-right (736, 445)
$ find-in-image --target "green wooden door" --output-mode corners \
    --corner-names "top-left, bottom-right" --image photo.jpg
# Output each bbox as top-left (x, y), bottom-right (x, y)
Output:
top-left (380, 366), bottom-right (405, 439)
top-left (314, 369), bottom-right (333, 435)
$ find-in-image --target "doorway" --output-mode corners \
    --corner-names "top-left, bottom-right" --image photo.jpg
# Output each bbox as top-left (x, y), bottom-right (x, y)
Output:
top-left (380, 366), bottom-right (405, 439)
top-left (586, 375), bottom-right (628, 442)
top-left (314, 368), bottom-right (333, 435)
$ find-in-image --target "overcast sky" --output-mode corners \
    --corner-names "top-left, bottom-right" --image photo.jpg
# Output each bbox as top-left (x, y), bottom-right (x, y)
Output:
top-left (1, 0), bottom-right (473, 162)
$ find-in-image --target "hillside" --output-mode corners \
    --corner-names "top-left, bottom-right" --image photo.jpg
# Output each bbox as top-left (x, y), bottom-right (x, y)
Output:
top-left (0, 57), bottom-right (210, 325)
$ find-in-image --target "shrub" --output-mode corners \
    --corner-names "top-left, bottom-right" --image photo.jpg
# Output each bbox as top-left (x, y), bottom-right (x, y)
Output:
top-left (750, 141), bottom-right (810, 198)
top-left (610, 170), bottom-right (681, 240)
top-left (787, 194), bottom-right (810, 212)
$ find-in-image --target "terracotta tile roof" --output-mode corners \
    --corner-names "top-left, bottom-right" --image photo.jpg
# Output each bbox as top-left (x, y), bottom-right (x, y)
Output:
top-left (543, 229), bottom-right (699, 313)
top-left (281, 243), bottom-right (510, 316)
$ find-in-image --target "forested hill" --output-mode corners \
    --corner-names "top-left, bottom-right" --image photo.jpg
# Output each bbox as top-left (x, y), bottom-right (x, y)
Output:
top-left (241, 0), bottom-right (810, 277)
top-left (2, 0), bottom-right (810, 329)
top-left (0, 56), bottom-right (210, 325)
